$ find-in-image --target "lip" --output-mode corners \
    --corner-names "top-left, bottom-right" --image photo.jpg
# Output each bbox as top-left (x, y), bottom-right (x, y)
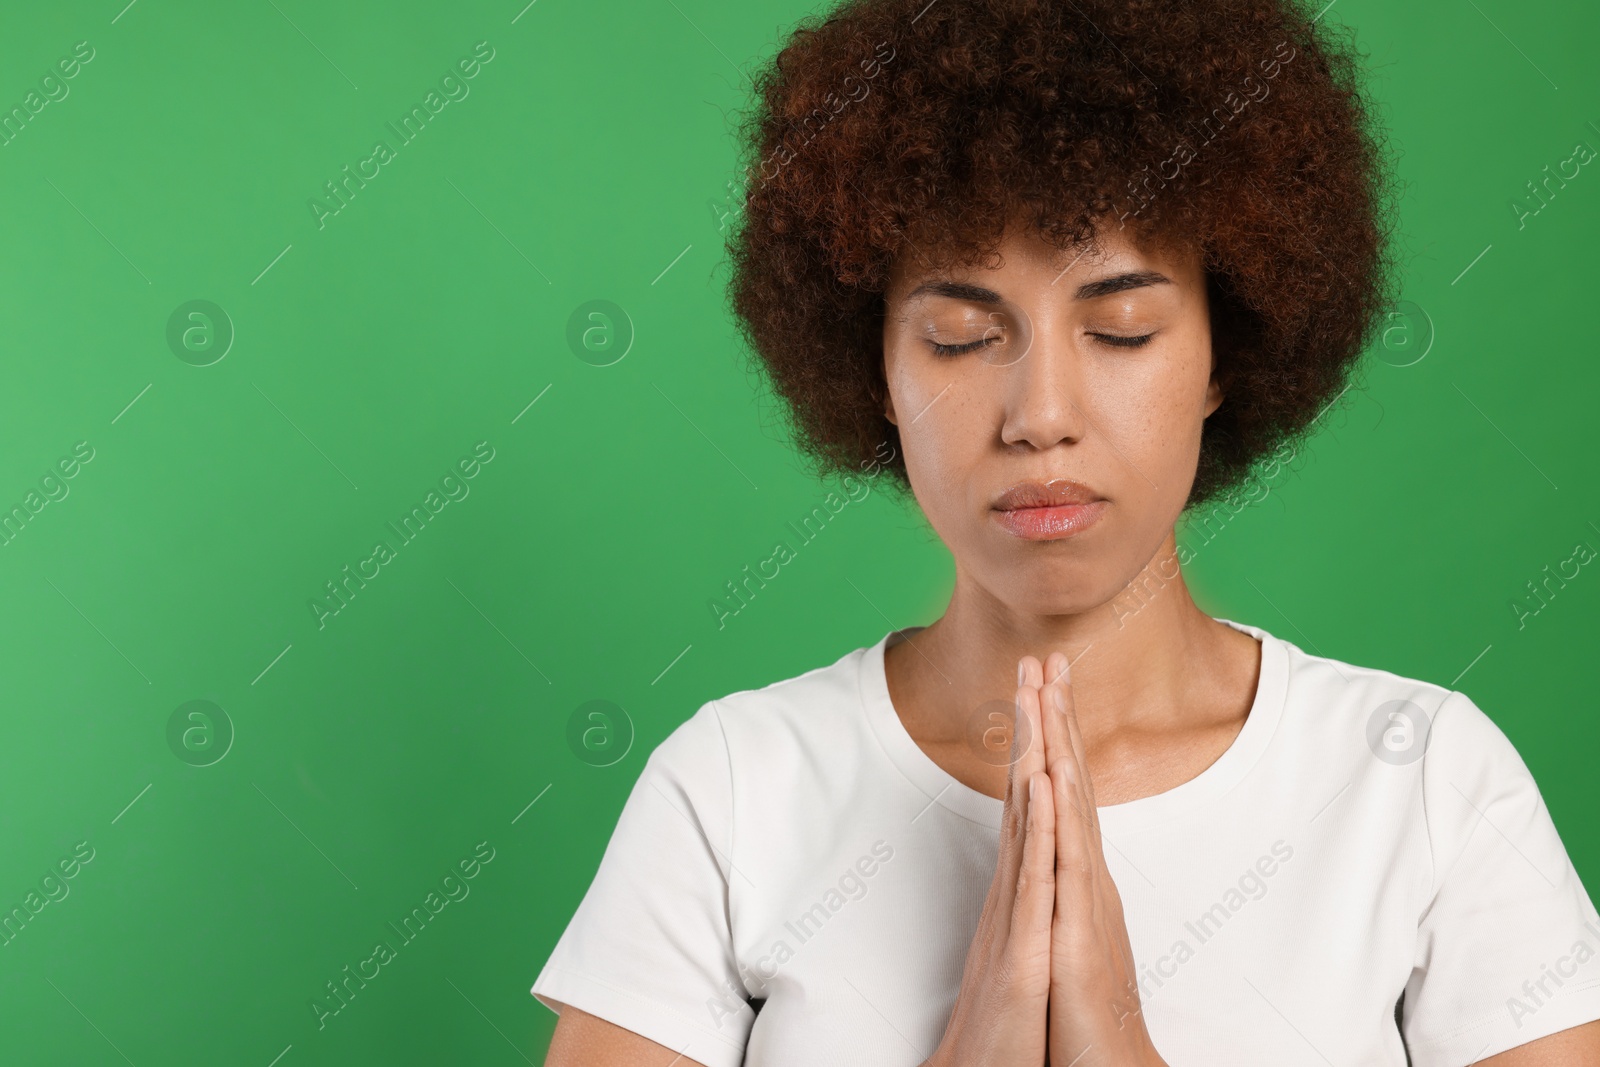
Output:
top-left (991, 478), bottom-right (1107, 541)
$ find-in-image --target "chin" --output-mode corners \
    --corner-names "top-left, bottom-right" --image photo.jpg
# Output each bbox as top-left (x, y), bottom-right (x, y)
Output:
top-left (985, 566), bottom-right (1112, 619)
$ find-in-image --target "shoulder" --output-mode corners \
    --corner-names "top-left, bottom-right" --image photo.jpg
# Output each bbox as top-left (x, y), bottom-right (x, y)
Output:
top-left (1287, 634), bottom-right (1514, 766)
top-left (1245, 620), bottom-right (1541, 841)
top-left (1243, 619), bottom-right (1464, 761)
top-left (646, 639), bottom-right (875, 778)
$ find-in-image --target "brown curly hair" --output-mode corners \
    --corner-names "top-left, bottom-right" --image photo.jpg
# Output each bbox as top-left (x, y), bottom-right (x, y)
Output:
top-left (724, 0), bottom-right (1396, 511)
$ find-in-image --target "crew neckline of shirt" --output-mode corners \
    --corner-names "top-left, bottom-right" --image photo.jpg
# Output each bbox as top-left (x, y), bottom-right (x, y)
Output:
top-left (858, 617), bottom-right (1289, 835)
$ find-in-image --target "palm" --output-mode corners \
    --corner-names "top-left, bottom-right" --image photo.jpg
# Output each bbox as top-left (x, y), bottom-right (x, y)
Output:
top-left (1015, 651), bottom-right (1163, 1067)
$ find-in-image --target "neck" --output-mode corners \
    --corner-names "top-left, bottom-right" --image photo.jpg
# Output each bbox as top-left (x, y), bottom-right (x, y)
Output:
top-left (893, 531), bottom-right (1233, 744)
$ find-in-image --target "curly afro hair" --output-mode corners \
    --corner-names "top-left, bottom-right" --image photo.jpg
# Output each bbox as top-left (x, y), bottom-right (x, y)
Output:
top-left (724, 0), bottom-right (1397, 511)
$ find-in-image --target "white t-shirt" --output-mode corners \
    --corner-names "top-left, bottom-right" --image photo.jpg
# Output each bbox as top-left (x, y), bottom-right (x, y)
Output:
top-left (532, 618), bottom-right (1600, 1066)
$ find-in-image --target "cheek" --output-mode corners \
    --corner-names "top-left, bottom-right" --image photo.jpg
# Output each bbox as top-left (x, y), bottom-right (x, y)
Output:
top-left (886, 355), bottom-right (984, 516)
top-left (1088, 344), bottom-right (1212, 476)
top-left (897, 387), bottom-right (969, 503)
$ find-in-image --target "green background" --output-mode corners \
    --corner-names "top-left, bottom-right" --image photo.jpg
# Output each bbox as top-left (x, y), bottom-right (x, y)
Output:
top-left (0, 0), bottom-right (1595, 1063)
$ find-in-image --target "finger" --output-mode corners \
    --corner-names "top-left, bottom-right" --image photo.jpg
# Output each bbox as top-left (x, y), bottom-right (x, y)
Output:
top-left (1052, 661), bottom-right (1102, 858)
top-left (1007, 681), bottom-right (1049, 909)
top-left (1038, 652), bottom-right (1073, 805)
top-left (1043, 650), bottom-right (1069, 689)
top-left (1051, 754), bottom-right (1093, 922)
top-left (1017, 653), bottom-right (1043, 691)
top-left (1006, 684), bottom-right (1034, 856)
top-left (1052, 666), bottom-right (1120, 942)
top-left (991, 706), bottom-right (1031, 944)
top-left (1013, 679), bottom-right (1047, 795)
top-left (1042, 668), bottom-right (1094, 865)
top-left (996, 670), bottom-right (1046, 912)
top-left (1051, 655), bottom-right (1092, 806)
top-left (998, 659), bottom-right (1050, 948)
top-left (1010, 769), bottom-right (1057, 961)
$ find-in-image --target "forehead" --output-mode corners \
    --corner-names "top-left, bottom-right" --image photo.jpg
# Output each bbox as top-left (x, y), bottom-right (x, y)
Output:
top-left (886, 223), bottom-right (1198, 299)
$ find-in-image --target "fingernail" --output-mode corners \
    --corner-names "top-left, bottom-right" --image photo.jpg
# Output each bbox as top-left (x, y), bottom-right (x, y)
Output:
top-left (1029, 774), bottom-right (1038, 803)
top-left (1017, 661), bottom-right (1026, 687)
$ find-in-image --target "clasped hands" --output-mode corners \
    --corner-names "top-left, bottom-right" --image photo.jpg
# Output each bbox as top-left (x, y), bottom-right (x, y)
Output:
top-left (928, 652), bottom-right (1169, 1067)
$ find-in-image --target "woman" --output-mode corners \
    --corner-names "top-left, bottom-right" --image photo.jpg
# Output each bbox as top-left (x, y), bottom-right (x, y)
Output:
top-left (533, 0), bottom-right (1600, 1063)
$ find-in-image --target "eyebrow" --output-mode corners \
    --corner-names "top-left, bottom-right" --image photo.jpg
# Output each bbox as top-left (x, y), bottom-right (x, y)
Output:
top-left (903, 270), bottom-right (1172, 304)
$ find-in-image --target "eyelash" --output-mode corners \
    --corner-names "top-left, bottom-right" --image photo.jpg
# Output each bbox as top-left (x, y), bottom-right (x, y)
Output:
top-left (926, 332), bottom-right (1156, 357)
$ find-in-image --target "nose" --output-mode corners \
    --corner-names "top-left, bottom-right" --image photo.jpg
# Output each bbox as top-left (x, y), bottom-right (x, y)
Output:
top-left (997, 312), bottom-right (1087, 451)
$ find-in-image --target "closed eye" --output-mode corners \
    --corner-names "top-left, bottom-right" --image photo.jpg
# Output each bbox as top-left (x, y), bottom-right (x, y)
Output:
top-left (927, 337), bottom-right (996, 357)
top-left (926, 331), bottom-right (1156, 356)
top-left (1091, 332), bottom-right (1156, 348)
